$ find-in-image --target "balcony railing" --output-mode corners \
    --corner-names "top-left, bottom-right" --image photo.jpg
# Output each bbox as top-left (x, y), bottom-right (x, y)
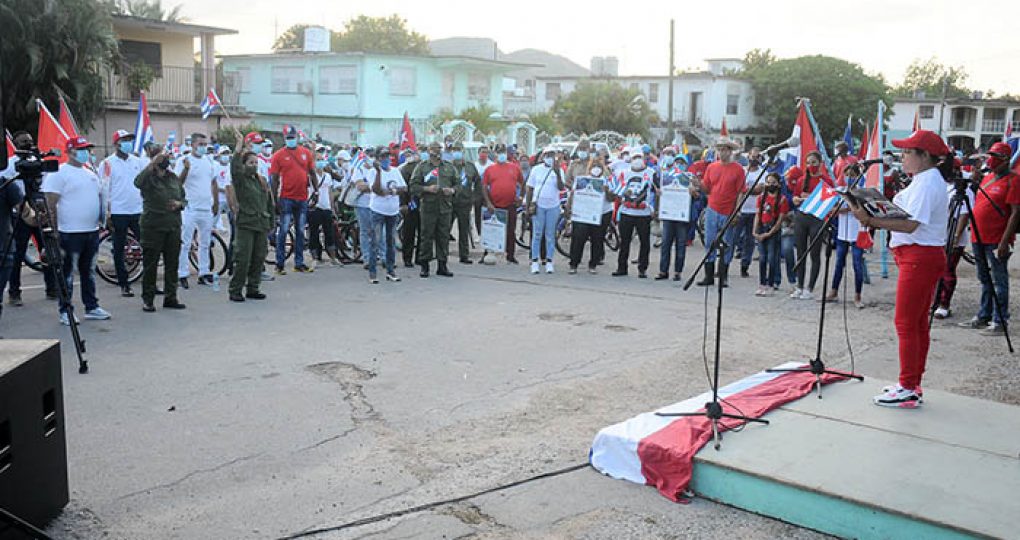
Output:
top-left (949, 119), bottom-right (975, 131)
top-left (982, 119), bottom-right (1006, 133)
top-left (104, 64), bottom-right (239, 106)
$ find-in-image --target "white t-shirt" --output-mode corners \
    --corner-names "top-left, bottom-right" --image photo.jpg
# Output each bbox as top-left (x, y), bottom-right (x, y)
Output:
top-left (311, 170), bottom-right (341, 211)
top-left (369, 167), bottom-right (406, 216)
top-left (351, 166), bottom-right (377, 208)
top-left (174, 154), bottom-right (216, 211)
top-left (527, 164), bottom-right (561, 209)
top-left (100, 153), bottom-right (146, 215)
top-left (41, 163), bottom-right (102, 233)
top-left (214, 161), bottom-right (232, 207)
top-left (741, 167), bottom-right (762, 214)
top-left (476, 159), bottom-right (493, 180)
top-left (890, 168), bottom-right (949, 248)
top-left (257, 154), bottom-right (272, 182)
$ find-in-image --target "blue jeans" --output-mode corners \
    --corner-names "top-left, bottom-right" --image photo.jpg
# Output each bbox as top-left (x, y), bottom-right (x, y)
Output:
top-left (277, 198), bottom-right (307, 268)
top-left (59, 231), bottom-right (100, 313)
top-left (974, 243), bottom-right (1010, 323)
top-left (111, 213), bottom-right (140, 287)
top-left (703, 207), bottom-right (736, 264)
top-left (688, 195), bottom-right (706, 242)
top-left (757, 227), bottom-right (781, 287)
top-left (659, 220), bottom-right (689, 274)
top-left (734, 213), bottom-right (757, 269)
top-left (355, 205), bottom-right (376, 263)
top-left (530, 205), bottom-right (559, 261)
top-left (781, 233), bottom-right (797, 285)
top-left (832, 239), bottom-right (865, 294)
top-left (369, 212), bottom-right (398, 275)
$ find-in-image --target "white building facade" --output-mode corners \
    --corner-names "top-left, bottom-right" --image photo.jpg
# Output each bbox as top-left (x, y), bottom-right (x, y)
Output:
top-left (889, 97), bottom-right (1020, 152)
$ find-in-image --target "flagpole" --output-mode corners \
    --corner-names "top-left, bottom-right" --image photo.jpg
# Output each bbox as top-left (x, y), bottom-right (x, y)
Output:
top-left (212, 88), bottom-right (232, 122)
top-left (878, 99), bottom-right (889, 279)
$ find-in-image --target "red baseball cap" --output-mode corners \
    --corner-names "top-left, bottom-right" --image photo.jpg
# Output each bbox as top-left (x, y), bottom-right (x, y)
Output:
top-left (112, 129), bottom-right (134, 144)
top-left (244, 131), bottom-right (265, 144)
top-left (66, 136), bottom-right (94, 151)
top-left (987, 141), bottom-right (1012, 158)
top-left (891, 130), bottom-right (950, 156)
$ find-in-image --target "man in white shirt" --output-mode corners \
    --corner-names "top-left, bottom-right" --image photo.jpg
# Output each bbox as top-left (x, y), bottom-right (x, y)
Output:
top-left (174, 132), bottom-right (218, 288)
top-left (100, 129), bottom-right (146, 297)
top-left (42, 136), bottom-right (111, 324)
top-left (473, 146), bottom-right (493, 236)
top-left (308, 145), bottom-right (343, 266)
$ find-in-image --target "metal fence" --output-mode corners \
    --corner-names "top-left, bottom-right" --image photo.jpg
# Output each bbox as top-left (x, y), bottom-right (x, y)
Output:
top-left (104, 64), bottom-right (239, 106)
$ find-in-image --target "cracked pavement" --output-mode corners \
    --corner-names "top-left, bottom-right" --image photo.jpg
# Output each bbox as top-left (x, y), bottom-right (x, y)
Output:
top-left (1, 246), bottom-right (1012, 539)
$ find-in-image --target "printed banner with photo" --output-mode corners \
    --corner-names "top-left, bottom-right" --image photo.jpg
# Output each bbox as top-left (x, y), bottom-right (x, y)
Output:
top-left (658, 171), bottom-right (694, 222)
top-left (482, 208), bottom-right (508, 252)
top-left (571, 176), bottom-right (606, 226)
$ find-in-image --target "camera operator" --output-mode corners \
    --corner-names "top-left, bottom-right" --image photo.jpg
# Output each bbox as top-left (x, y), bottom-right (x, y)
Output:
top-left (956, 142), bottom-right (1020, 336)
top-left (41, 136), bottom-right (112, 325)
top-left (4, 131), bottom-right (58, 305)
top-left (0, 155), bottom-right (25, 318)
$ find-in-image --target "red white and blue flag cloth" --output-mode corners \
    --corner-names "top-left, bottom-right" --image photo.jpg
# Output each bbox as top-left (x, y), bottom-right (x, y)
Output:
top-left (800, 180), bottom-right (840, 219)
top-left (200, 88), bottom-right (222, 120)
top-left (132, 91), bottom-right (154, 155)
top-left (399, 112), bottom-right (416, 153)
top-left (590, 362), bottom-right (847, 501)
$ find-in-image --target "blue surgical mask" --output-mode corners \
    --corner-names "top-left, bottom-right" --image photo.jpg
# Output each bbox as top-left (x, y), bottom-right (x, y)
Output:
top-left (74, 149), bottom-right (91, 164)
top-left (451, 151), bottom-right (463, 161)
top-left (315, 159), bottom-right (327, 169)
top-left (251, 143), bottom-right (263, 154)
top-left (441, 151), bottom-right (452, 161)
top-left (219, 155), bottom-right (230, 164)
top-left (577, 151), bottom-right (589, 160)
top-left (118, 141), bottom-right (134, 154)
top-left (285, 138), bottom-right (297, 149)
top-left (662, 156), bottom-right (675, 167)
top-left (380, 160), bottom-right (391, 170)
top-left (420, 151), bottom-right (429, 161)
top-left (328, 156), bottom-right (337, 165)
top-left (193, 145), bottom-right (208, 157)
top-left (543, 157), bottom-right (554, 167)
top-left (497, 153), bottom-right (507, 163)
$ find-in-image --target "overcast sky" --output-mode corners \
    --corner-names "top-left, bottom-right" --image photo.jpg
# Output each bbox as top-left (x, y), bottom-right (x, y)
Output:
top-left (188, 0), bottom-right (1017, 93)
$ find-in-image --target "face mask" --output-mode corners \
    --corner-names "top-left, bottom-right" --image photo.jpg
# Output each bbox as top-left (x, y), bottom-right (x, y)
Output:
top-left (577, 151), bottom-right (589, 160)
top-left (285, 139), bottom-right (297, 149)
top-left (244, 164), bottom-right (257, 174)
top-left (420, 151), bottom-right (429, 161)
top-left (251, 143), bottom-right (263, 154)
top-left (118, 141), bottom-right (134, 154)
top-left (262, 146), bottom-right (272, 156)
top-left (631, 158), bottom-right (645, 170)
top-left (193, 145), bottom-right (207, 157)
top-left (767, 185), bottom-right (780, 193)
top-left (380, 160), bottom-right (391, 170)
top-left (449, 151), bottom-right (461, 161)
top-left (365, 157), bottom-right (375, 166)
top-left (315, 159), bottom-right (327, 169)
top-left (661, 156), bottom-right (675, 167)
top-left (590, 167), bottom-right (603, 177)
top-left (623, 155), bottom-right (631, 163)
top-left (987, 156), bottom-right (1005, 170)
top-left (74, 149), bottom-right (91, 164)
top-left (543, 157), bottom-right (554, 167)
top-left (219, 155), bottom-right (230, 164)
top-left (497, 153), bottom-right (508, 163)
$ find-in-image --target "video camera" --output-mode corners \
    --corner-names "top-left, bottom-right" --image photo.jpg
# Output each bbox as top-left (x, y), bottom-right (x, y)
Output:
top-left (12, 147), bottom-right (60, 193)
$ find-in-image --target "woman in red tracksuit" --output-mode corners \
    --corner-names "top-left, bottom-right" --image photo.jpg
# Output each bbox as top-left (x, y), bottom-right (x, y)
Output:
top-left (850, 130), bottom-right (950, 408)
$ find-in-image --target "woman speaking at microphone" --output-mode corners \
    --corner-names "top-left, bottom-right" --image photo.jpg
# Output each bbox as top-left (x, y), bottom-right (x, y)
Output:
top-left (850, 130), bottom-right (950, 409)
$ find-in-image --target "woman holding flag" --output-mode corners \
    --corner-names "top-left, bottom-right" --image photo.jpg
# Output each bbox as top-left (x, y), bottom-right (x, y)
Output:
top-left (789, 151), bottom-right (834, 300)
top-left (849, 130), bottom-right (950, 409)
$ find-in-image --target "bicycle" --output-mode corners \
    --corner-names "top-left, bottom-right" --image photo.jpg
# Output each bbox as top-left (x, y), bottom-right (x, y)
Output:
top-left (96, 228), bottom-right (229, 285)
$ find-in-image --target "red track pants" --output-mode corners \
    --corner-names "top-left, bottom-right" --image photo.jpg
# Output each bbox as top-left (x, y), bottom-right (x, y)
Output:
top-left (892, 245), bottom-right (946, 390)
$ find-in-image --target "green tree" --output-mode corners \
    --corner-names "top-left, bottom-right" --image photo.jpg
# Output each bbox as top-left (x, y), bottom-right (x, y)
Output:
top-left (527, 111), bottom-right (561, 135)
top-left (272, 24), bottom-right (319, 51)
top-left (552, 82), bottom-right (657, 141)
top-left (893, 58), bottom-right (970, 99)
top-left (331, 15), bottom-right (429, 55)
top-left (458, 103), bottom-right (502, 134)
top-left (744, 55), bottom-right (890, 145)
top-left (742, 48), bottom-right (777, 74)
top-left (2, 0), bottom-right (118, 134)
top-left (114, 0), bottom-right (184, 22)
top-left (214, 122), bottom-right (262, 149)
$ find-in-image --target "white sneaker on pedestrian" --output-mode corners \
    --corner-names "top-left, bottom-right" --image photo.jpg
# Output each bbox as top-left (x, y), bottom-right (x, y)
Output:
top-left (881, 384), bottom-right (923, 400)
top-left (545, 261), bottom-right (554, 274)
top-left (933, 307), bottom-right (950, 319)
top-left (59, 312), bottom-right (80, 326)
top-left (799, 289), bottom-right (814, 300)
top-left (874, 385), bottom-right (922, 409)
top-left (261, 271), bottom-right (275, 282)
top-left (789, 288), bottom-right (803, 299)
top-left (84, 307), bottom-right (111, 320)
top-left (530, 261), bottom-right (540, 274)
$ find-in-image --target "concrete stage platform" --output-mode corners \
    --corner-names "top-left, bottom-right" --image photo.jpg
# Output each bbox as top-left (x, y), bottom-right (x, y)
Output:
top-left (690, 377), bottom-right (1020, 540)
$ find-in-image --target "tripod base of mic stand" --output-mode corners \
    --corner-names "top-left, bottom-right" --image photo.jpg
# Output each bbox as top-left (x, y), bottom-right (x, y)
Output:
top-left (767, 359), bottom-right (863, 399)
top-left (656, 401), bottom-right (770, 450)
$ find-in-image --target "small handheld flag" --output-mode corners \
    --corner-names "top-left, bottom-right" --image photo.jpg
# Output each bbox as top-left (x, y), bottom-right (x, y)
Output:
top-left (799, 180), bottom-right (840, 219)
top-left (133, 91), bottom-right (154, 155)
top-left (200, 88), bottom-right (222, 120)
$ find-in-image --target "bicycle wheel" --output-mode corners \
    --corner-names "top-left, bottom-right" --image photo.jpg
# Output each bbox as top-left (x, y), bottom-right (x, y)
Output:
top-left (188, 231), bottom-right (229, 276)
top-left (337, 224), bottom-right (362, 262)
top-left (95, 232), bottom-right (119, 285)
top-left (554, 215), bottom-right (571, 258)
top-left (605, 224), bottom-right (620, 252)
top-left (515, 211), bottom-right (532, 249)
top-left (264, 226), bottom-right (295, 266)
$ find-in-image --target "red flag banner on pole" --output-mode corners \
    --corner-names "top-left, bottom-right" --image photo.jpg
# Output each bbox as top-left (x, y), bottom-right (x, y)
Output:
top-left (720, 116), bottom-right (729, 137)
top-left (912, 108), bottom-right (921, 133)
top-left (857, 122), bottom-right (870, 159)
top-left (58, 95), bottom-right (80, 138)
top-left (6, 130), bottom-right (15, 159)
top-left (793, 101), bottom-right (818, 168)
top-left (36, 100), bottom-right (70, 164)
top-left (399, 112), bottom-right (416, 153)
top-left (865, 110), bottom-right (883, 189)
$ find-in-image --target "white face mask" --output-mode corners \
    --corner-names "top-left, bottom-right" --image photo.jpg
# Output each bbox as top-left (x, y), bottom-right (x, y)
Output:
top-left (577, 151), bottom-right (589, 160)
top-left (590, 167), bottom-right (603, 177)
top-left (631, 158), bottom-right (645, 170)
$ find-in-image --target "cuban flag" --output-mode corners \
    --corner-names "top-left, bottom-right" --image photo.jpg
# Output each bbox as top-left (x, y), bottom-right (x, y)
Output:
top-left (399, 112), bottom-right (416, 153)
top-left (800, 180), bottom-right (840, 219)
top-left (1004, 120), bottom-right (1013, 143)
top-left (200, 88), bottom-right (222, 120)
top-left (132, 91), bottom-right (154, 155)
top-left (842, 115), bottom-right (854, 155)
top-left (349, 150), bottom-right (366, 173)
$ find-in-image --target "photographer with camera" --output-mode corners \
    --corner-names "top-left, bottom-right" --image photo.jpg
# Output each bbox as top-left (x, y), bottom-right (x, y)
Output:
top-left (0, 155), bottom-right (25, 318)
top-left (41, 136), bottom-right (111, 325)
top-left (4, 131), bottom-right (58, 305)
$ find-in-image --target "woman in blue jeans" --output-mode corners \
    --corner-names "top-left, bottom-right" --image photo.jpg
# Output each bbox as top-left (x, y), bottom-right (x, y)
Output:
top-left (526, 149), bottom-right (564, 274)
top-left (827, 167), bottom-right (867, 308)
top-left (752, 173), bottom-right (787, 295)
top-left (654, 152), bottom-right (696, 281)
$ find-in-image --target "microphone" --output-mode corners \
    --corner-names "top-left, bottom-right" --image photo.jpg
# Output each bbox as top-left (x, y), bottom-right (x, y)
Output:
top-left (764, 136), bottom-right (799, 157)
top-left (853, 155), bottom-right (896, 169)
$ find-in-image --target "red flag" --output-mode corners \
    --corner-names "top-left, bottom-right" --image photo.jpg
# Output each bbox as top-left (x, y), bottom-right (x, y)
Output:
top-left (720, 116), bottom-right (729, 137)
top-left (857, 122), bottom-right (870, 159)
top-left (399, 112), bottom-right (416, 153)
top-left (864, 120), bottom-right (882, 189)
top-left (5, 130), bottom-right (15, 158)
top-left (912, 108), bottom-right (921, 133)
top-left (793, 102), bottom-right (817, 169)
top-left (1004, 120), bottom-right (1013, 142)
top-left (58, 95), bottom-right (80, 138)
top-left (36, 100), bottom-right (70, 164)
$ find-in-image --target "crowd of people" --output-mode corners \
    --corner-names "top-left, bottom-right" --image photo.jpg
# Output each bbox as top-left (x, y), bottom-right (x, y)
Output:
top-left (0, 125), bottom-right (1016, 408)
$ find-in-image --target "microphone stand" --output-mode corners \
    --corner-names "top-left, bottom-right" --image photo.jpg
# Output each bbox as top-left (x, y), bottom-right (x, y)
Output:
top-left (656, 151), bottom-right (779, 450)
top-left (766, 173), bottom-right (865, 397)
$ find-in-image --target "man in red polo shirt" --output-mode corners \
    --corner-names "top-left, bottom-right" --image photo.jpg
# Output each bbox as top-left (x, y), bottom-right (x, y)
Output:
top-left (695, 137), bottom-right (752, 287)
top-left (481, 143), bottom-right (524, 263)
top-left (832, 141), bottom-right (859, 184)
top-left (269, 126), bottom-right (317, 273)
top-left (958, 141), bottom-right (1020, 336)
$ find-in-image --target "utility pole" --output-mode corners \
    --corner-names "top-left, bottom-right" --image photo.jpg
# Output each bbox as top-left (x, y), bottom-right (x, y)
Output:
top-left (667, 19), bottom-right (675, 146)
top-left (937, 75), bottom-right (948, 138)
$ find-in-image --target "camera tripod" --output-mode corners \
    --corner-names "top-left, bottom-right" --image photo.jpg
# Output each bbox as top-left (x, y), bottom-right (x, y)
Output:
top-left (932, 176), bottom-right (1013, 352)
top-left (0, 176), bottom-right (89, 373)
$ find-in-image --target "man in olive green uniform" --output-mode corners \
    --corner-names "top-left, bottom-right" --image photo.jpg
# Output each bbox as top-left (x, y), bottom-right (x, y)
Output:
top-left (449, 142), bottom-right (481, 264)
top-left (409, 141), bottom-right (457, 278)
top-left (135, 154), bottom-right (187, 312)
top-left (228, 134), bottom-right (275, 302)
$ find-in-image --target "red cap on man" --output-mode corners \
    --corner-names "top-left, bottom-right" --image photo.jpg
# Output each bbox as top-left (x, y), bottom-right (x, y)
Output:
top-left (891, 130), bottom-right (950, 157)
top-left (244, 131), bottom-right (265, 144)
top-left (112, 130), bottom-right (134, 144)
top-left (66, 136), bottom-right (94, 151)
top-left (987, 141), bottom-right (1012, 158)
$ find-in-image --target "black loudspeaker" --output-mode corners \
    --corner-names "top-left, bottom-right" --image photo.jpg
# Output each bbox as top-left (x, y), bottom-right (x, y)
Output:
top-left (0, 340), bottom-right (69, 537)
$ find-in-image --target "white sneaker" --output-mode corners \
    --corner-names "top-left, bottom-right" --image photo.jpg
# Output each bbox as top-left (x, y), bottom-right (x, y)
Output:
top-left (799, 289), bottom-right (814, 300)
top-left (874, 385), bottom-right (922, 409)
top-left (882, 384), bottom-right (923, 400)
top-left (789, 288), bottom-right (803, 299)
top-left (933, 307), bottom-right (950, 319)
top-left (59, 312), bottom-right (80, 326)
top-left (545, 261), bottom-right (554, 274)
top-left (84, 307), bottom-right (111, 320)
top-left (530, 261), bottom-right (540, 274)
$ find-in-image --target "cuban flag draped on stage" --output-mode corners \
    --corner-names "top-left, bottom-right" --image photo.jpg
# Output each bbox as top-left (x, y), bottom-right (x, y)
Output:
top-left (200, 88), bottom-right (222, 120)
top-left (399, 112), bottom-right (416, 153)
top-left (133, 91), bottom-right (154, 155)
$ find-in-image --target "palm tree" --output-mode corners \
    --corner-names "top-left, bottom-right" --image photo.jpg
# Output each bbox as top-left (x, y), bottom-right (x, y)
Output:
top-left (115, 0), bottom-right (185, 22)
